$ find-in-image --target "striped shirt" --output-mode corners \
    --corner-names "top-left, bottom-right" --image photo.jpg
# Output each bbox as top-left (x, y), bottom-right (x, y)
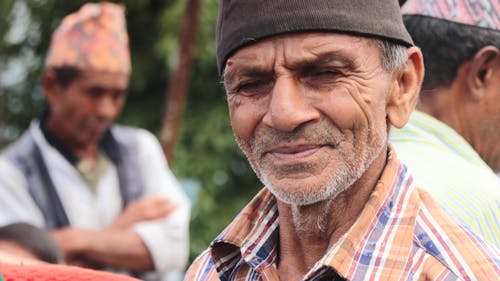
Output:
top-left (390, 111), bottom-right (500, 248)
top-left (185, 149), bottom-right (500, 281)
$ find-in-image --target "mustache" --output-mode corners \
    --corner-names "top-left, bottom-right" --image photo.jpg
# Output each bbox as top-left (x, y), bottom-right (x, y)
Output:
top-left (248, 122), bottom-right (343, 155)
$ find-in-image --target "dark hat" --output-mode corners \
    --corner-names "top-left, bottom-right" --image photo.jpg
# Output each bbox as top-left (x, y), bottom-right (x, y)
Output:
top-left (216, 0), bottom-right (413, 75)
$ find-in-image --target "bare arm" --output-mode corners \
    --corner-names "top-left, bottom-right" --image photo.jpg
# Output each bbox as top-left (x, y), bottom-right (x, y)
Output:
top-left (0, 241), bottom-right (44, 265)
top-left (52, 196), bottom-right (176, 271)
top-left (53, 228), bottom-right (154, 271)
top-left (105, 196), bottom-right (176, 230)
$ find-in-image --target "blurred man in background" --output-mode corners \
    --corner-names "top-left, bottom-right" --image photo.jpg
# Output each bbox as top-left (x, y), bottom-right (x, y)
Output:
top-left (390, 0), bottom-right (500, 248)
top-left (0, 2), bottom-right (190, 280)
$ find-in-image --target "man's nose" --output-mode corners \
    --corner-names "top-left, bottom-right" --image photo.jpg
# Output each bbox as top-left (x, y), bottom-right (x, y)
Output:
top-left (262, 76), bottom-right (320, 132)
top-left (97, 95), bottom-right (121, 120)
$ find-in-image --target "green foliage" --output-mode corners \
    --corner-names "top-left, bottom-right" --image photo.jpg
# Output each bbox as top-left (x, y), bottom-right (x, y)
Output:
top-left (164, 0), bottom-right (262, 259)
top-left (173, 102), bottom-right (261, 258)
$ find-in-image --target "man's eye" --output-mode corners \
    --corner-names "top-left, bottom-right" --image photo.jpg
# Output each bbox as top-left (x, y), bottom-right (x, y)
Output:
top-left (300, 69), bottom-right (343, 91)
top-left (304, 70), bottom-right (342, 82)
top-left (238, 81), bottom-right (262, 91)
top-left (86, 88), bottom-right (104, 98)
top-left (112, 90), bottom-right (127, 101)
top-left (313, 70), bottom-right (340, 77)
top-left (233, 80), bottom-right (272, 96)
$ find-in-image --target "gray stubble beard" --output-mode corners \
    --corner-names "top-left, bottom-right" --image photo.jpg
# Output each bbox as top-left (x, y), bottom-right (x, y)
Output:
top-left (240, 128), bottom-right (387, 234)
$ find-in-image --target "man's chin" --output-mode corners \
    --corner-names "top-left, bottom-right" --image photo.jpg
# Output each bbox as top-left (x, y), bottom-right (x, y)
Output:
top-left (76, 134), bottom-right (105, 148)
top-left (264, 180), bottom-right (348, 206)
top-left (268, 188), bottom-right (336, 206)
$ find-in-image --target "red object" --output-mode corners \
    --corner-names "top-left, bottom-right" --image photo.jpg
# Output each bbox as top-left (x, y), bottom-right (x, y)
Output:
top-left (0, 263), bottom-right (140, 281)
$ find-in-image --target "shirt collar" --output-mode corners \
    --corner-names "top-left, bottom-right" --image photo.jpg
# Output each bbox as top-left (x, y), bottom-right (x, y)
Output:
top-left (210, 147), bottom-right (418, 280)
top-left (211, 188), bottom-right (280, 279)
top-left (39, 108), bottom-right (79, 165)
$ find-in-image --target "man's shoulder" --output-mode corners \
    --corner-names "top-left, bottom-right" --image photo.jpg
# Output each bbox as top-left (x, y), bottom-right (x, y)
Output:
top-left (0, 129), bottom-right (37, 163)
top-left (110, 124), bottom-right (147, 136)
top-left (390, 111), bottom-right (491, 177)
top-left (185, 249), bottom-right (220, 281)
top-left (185, 189), bottom-right (275, 281)
top-left (107, 124), bottom-right (166, 169)
top-left (391, 132), bottom-right (498, 194)
top-left (109, 124), bottom-right (158, 145)
top-left (412, 191), bottom-right (500, 278)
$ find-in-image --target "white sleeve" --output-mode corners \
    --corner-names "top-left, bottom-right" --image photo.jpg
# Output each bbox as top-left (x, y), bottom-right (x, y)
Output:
top-left (131, 129), bottom-right (191, 273)
top-left (0, 157), bottom-right (45, 227)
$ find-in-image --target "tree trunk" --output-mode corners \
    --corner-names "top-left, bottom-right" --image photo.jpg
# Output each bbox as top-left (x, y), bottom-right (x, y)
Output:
top-left (160, 0), bottom-right (201, 165)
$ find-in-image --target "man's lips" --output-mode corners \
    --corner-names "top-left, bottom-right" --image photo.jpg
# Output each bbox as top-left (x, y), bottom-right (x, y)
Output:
top-left (265, 144), bottom-right (325, 161)
top-left (83, 122), bottom-right (110, 134)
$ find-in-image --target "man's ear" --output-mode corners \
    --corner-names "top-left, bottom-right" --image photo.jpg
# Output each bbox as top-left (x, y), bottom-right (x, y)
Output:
top-left (386, 46), bottom-right (424, 128)
top-left (465, 46), bottom-right (499, 101)
top-left (40, 69), bottom-right (61, 103)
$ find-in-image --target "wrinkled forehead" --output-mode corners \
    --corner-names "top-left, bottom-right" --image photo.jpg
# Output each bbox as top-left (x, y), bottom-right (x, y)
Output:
top-left (223, 32), bottom-right (378, 79)
top-left (72, 69), bottom-right (130, 89)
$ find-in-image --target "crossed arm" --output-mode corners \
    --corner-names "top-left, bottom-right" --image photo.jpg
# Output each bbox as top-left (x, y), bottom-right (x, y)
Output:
top-left (52, 196), bottom-right (176, 271)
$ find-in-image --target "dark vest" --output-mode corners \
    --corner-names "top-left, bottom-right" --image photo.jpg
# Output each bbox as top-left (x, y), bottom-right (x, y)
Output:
top-left (3, 125), bottom-right (144, 229)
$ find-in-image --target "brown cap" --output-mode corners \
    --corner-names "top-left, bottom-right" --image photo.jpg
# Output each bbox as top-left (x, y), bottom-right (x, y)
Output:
top-left (45, 2), bottom-right (130, 74)
top-left (216, 0), bottom-right (413, 75)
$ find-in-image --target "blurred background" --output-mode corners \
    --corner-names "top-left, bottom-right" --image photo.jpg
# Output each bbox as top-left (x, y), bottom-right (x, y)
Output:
top-left (0, 0), bottom-right (408, 262)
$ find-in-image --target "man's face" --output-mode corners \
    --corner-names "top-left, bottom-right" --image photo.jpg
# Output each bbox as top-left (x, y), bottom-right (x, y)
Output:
top-left (46, 70), bottom-right (128, 149)
top-left (224, 33), bottom-right (397, 205)
top-left (475, 57), bottom-right (500, 172)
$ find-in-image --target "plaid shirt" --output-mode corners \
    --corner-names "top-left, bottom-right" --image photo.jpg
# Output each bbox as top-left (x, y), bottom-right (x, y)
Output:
top-left (185, 149), bottom-right (500, 280)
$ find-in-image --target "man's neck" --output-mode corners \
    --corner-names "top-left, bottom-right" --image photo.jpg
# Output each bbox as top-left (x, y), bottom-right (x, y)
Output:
top-left (42, 115), bottom-right (99, 162)
top-left (70, 146), bottom-right (99, 161)
top-left (417, 84), bottom-right (471, 141)
top-left (416, 85), bottom-right (494, 165)
top-left (276, 150), bottom-right (387, 279)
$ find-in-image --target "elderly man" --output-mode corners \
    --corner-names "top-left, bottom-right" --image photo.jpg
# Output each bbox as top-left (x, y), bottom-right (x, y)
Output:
top-left (0, 2), bottom-right (190, 280)
top-left (185, 0), bottom-right (500, 280)
top-left (390, 0), bottom-right (500, 248)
